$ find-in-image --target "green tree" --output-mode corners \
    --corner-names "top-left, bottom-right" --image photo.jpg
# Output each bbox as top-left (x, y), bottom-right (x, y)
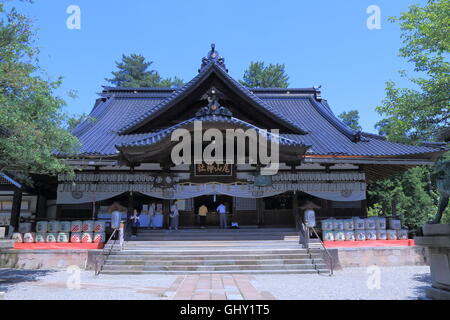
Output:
top-left (0, 2), bottom-right (78, 181)
top-left (366, 167), bottom-right (446, 229)
top-left (67, 113), bottom-right (96, 132)
top-left (240, 61), bottom-right (289, 88)
top-left (106, 54), bottom-right (184, 88)
top-left (375, 0), bottom-right (449, 143)
top-left (338, 110), bottom-right (362, 131)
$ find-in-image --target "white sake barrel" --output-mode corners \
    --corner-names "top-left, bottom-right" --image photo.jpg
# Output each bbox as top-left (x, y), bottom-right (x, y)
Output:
top-left (332, 219), bottom-right (344, 231)
top-left (70, 221), bottom-right (82, 233)
top-left (23, 232), bottom-right (36, 243)
top-left (46, 233), bottom-right (57, 243)
top-left (398, 229), bottom-right (408, 240)
top-left (81, 232), bottom-right (93, 243)
top-left (70, 232), bottom-right (81, 243)
top-left (12, 233), bottom-right (23, 243)
top-left (321, 219), bottom-right (334, 231)
top-left (323, 230), bottom-right (334, 241)
top-left (82, 220), bottom-right (94, 232)
top-left (355, 230), bottom-right (366, 241)
top-left (365, 218), bottom-right (376, 230)
top-left (388, 219), bottom-right (401, 230)
top-left (344, 231), bottom-right (355, 241)
top-left (94, 221), bottom-right (106, 233)
top-left (376, 230), bottom-right (387, 240)
top-left (375, 217), bottom-right (387, 230)
top-left (19, 223), bottom-right (32, 233)
top-left (387, 229), bottom-right (398, 240)
top-left (47, 221), bottom-right (60, 233)
top-left (35, 233), bottom-right (46, 243)
top-left (353, 217), bottom-right (365, 230)
top-left (57, 232), bottom-right (70, 243)
top-left (343, 219), bottom-right (354, 231)
top-left (59, 221), bottom-right (71, 233)
top-left (333, 231), bottom-right (345, 241)
top-left (36, 221), bottom-right (48, 233)
top-left (365, 230), bottom-right (377, 241)
top-left (93, 232), bottom-right (106, 243)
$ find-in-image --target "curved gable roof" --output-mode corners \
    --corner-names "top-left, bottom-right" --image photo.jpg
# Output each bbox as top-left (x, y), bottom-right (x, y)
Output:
top-left (117, 62), bottom-right (309, 135)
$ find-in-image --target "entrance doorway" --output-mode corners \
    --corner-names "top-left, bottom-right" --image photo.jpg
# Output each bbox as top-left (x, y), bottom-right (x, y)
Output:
top-left (193, 195), bottom-right (233, 228)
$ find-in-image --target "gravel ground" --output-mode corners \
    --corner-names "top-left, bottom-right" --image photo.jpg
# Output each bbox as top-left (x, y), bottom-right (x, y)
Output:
top-left (251, 266), bottom-right (431, 300)
top-left (0, 266), bottom-right (431, 300)
top-left (0, 269), bottom-right (177, 300)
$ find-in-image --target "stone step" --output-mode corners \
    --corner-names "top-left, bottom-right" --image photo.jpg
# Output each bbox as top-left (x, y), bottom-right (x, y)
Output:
top-left (105, 258), bottom-right (324, 266)
top-left (126, 229), bottom-right (299, 241)
top-left (134, 228), bottom-right (298, 233)
top-left (101, 263), bottom-right (328, 271)
top-left (112, 249), bottom-right (321, 256)
top-left (100, 269), bottom-right (329, 275)
top-left (106, 253), bottom-right (322, 261)
top-left (121, 242), bottom-right (304, 249)
top-left (126, 236), bottom-right (296, 241)
top-left (100, 237), bottom-right (329, 276)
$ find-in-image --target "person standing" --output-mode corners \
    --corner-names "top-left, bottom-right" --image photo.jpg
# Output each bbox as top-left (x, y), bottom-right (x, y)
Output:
top-left (217, 203), bottom-right (227, 229)
top-left (169, 201), bottom-right (179, 230)
top-left (130, 208), bottom-right (141, 237)
top-left (148, 203), bottom-right (156, 229)
top-left (198, 204), bottom-right (208, 229)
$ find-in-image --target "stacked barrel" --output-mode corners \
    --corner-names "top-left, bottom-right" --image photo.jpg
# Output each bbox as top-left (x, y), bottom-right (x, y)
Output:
top-left (13, 220), bottom-right (105, 244)
top-left (321, 217), bottom-right (409, 242)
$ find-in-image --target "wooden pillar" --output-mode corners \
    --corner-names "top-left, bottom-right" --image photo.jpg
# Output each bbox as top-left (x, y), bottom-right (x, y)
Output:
top-left (94, 201), bottom-right (101, 220)
top-left (36, 193), bottom-right (47, 219)
top-left (10, 188), bottom-right (22, 231)
top-left (361, 200), bottom-right (368, 217)
top-left (127, 192), bottom-right (134, 220)
top-left (163, 199), bottom-right (171, 229)
top-left (256, 198), bottom-right (264, 227)
top-left (292, 191), bottom-right (299, 229)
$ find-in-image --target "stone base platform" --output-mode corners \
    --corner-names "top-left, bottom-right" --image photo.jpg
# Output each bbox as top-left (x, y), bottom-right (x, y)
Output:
top-left (326, 246), bottom-right (428, 269)
top-left (0, 249), bottom-right (102, 270)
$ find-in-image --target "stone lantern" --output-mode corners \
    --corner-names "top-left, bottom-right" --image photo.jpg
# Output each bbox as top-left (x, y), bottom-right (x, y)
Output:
top-left (298, 201), bottom-right (321, 248)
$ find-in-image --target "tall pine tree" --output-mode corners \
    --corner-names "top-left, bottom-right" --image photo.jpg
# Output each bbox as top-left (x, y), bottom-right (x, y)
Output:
top-left (240, 61), bottom-right (289, 88)
top-left (106, 54), bottom-right (184, 88)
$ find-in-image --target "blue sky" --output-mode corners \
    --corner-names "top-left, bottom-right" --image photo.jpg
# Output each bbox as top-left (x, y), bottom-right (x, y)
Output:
top-left (9, 0), bottom-right (426, 133)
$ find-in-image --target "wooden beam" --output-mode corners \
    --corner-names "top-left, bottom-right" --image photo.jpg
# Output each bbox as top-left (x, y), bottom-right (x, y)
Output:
top-left (304, 157), bottom-right (437, 166)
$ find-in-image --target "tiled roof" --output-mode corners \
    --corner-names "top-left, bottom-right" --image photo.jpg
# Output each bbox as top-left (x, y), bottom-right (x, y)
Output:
top-left (70, 61), bottom-right (446, 159)
top-left (118, 63), bottom-right (309, 135)
top-left (117, 115), bottom-right (308, 149)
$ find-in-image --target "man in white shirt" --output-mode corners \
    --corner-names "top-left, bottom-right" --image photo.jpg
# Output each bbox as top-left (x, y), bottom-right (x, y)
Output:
top-left (216, 203), bottom-right (227, 229)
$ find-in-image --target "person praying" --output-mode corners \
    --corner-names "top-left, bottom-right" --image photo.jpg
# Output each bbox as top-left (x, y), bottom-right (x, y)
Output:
top-left (217, 203), bottom-right (227, 229)
top-left (198, 204), bottom-right (208, 228)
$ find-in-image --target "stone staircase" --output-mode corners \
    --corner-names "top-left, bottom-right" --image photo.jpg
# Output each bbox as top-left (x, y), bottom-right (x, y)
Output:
top-left (125, 227), bottom-right (299, 241)
top-left (101, 229), bottom-right (329, 275)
